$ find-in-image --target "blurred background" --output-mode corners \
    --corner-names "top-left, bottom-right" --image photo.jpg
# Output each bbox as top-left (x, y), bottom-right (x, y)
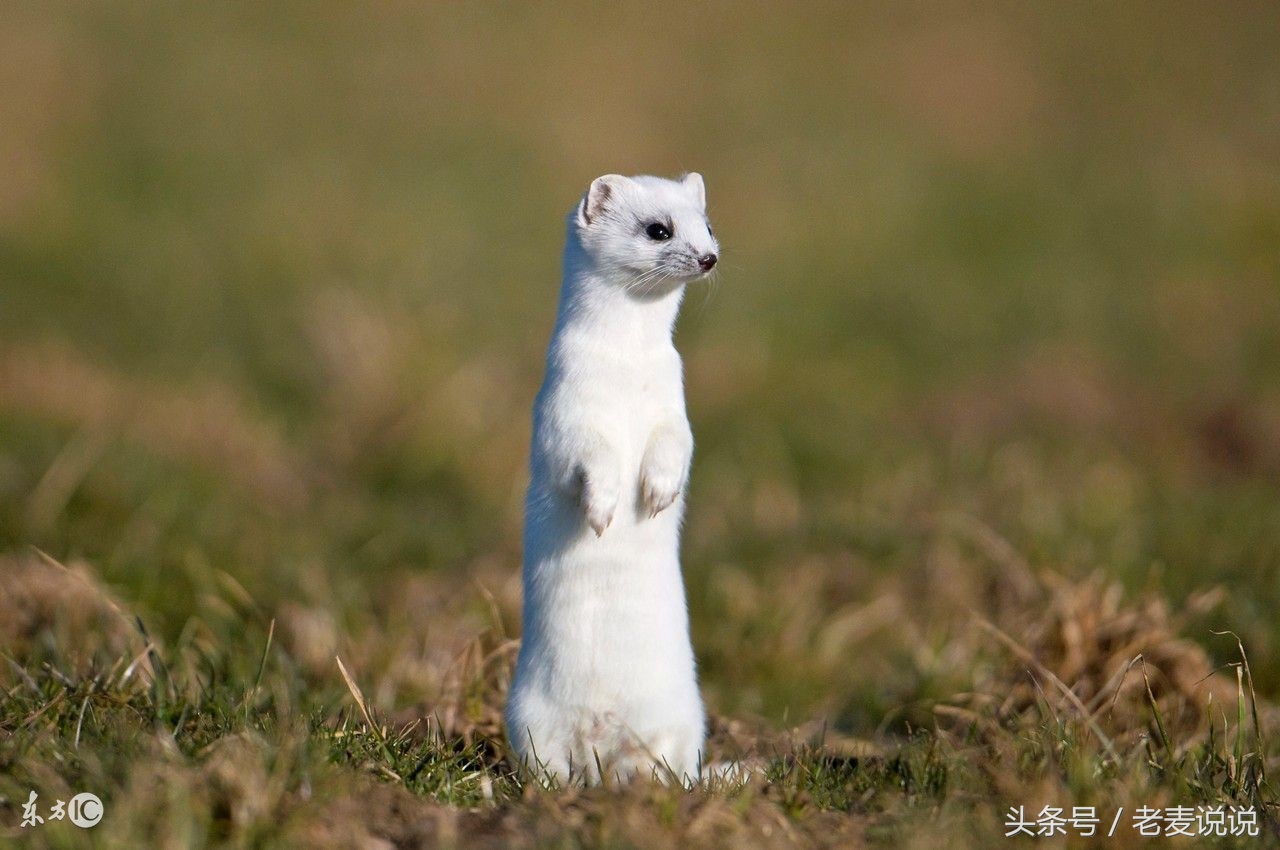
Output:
top-left (2, 2), bottom-right (1279, 729)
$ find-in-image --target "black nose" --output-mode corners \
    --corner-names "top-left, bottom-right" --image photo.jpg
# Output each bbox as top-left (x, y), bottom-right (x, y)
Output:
top-left (698, 253), bottom-right (718, 271)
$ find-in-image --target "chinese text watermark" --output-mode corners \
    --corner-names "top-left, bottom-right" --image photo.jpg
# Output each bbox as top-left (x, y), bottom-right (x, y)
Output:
top-left (20, 791), bottom-right (103, 829)
top-left (1005, 805), bottom-right (1258, 838)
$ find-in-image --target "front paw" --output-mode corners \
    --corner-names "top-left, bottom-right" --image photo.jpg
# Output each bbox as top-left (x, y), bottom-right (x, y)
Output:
top-left (639, 450), bottom-right (687, 519)
top-left (580, 470), bottom-right (620, 536)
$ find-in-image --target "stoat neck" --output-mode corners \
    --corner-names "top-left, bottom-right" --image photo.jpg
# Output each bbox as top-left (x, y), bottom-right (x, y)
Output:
top-left (552, 263), bottom-right (685, 353)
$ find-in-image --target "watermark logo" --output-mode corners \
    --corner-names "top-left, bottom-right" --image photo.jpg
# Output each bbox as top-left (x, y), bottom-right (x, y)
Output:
top-left (69, 793), bottom-right (104, 828)
top-left (1004, 804), bottom-right (1259, 838)
top-left (19, 790), bottom-right (103, 829)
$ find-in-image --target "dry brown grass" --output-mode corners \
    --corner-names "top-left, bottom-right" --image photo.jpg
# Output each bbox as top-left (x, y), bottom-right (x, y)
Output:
top-left (2, 510), bottom-right (1276, 846)
top-left (979, 570), bottom-right (1239, 742)
top-left (0, 551), bottom-right (144, 679)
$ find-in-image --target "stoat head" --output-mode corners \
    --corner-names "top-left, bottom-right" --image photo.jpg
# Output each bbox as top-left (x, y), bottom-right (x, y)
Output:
top-left (571, 173), bottom-right (719, 293)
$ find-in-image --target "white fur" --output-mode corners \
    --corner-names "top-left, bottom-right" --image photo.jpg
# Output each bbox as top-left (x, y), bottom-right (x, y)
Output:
top-left (506, 173), bottom-right (719, 785)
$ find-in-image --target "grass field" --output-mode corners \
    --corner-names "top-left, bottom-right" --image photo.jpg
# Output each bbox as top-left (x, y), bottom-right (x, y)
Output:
top-left (2, 3), bottom-right (1280, 846)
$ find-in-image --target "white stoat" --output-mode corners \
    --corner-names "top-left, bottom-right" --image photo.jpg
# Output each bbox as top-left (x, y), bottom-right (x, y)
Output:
top-left (505, 172), bottom-right (719, 785)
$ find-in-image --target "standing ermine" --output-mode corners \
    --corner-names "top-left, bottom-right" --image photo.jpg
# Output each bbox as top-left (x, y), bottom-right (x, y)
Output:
top-left (506, 173), bottom-right (719, 784)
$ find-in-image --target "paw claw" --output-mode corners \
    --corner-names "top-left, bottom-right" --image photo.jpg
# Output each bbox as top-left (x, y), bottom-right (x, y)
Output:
top-left (588, 509), bottom-right (613, 537)
top-left (582, 477), bottom-right (619, 537)
top-left (640, 473), bottom-right (682, 519)
top-left (639, 429), bottom-right (691, 520)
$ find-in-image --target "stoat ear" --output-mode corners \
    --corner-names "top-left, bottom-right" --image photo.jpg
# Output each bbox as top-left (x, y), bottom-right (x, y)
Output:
top-left (681, 172), bottom-right (706, 210)
top-left (578, 174), bottom-right (630, 226)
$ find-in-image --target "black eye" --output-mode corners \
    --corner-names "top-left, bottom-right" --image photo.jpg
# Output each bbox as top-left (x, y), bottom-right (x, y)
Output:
top-left (645, 222), bottom-right (672, 241)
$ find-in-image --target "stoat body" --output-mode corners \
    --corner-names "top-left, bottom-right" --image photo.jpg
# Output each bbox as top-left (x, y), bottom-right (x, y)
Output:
top-left (505, 173), bottom-right (719, 784)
